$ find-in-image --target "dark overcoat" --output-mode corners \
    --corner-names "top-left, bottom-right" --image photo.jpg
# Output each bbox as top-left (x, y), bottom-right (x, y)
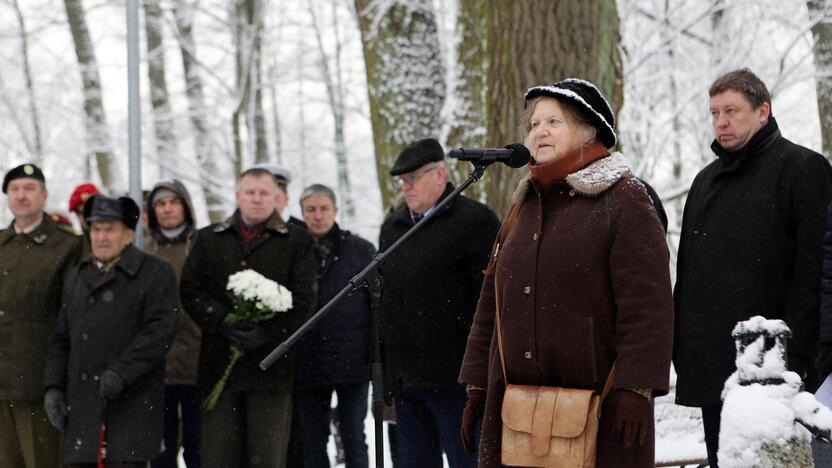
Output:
top-left (44, 245), bottom-right (177, 463)
top-left (674, 117), bottom-right (832, 406)
top-left (180, 210), bottom-right (316, 395)
top-left (459, 153), bottom-right (674, 468)
top-left (379, 183), bottom-right (500, 394)
top-left (821, 203), bottom-right (832, 344)
top-left (0, 216), bottom-right (81, 401)
top-left (295, 225), bottom-right (376, 389)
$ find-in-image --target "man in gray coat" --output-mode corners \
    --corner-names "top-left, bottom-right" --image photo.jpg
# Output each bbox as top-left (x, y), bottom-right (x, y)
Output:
top-left (44, 195), bottom-right (177, 466)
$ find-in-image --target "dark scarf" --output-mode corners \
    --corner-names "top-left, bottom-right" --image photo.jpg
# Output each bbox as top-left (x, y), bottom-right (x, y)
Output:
top-left (313, 225), bottom-right (339, 279)
top-left (710, 116), bottom-right (781, 169)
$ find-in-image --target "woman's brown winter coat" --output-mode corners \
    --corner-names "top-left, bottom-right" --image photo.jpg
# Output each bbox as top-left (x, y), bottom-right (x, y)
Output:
top-left (459, 153), bottom-right (674, 467)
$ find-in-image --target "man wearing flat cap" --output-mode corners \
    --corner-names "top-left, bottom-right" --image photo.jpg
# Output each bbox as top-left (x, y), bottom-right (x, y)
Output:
top-left (379, 138), bottom-right (500, 467)
top-left (44, 195), bottom-right (177, 466)
top-left (0, 163), bottom-right (82, 467)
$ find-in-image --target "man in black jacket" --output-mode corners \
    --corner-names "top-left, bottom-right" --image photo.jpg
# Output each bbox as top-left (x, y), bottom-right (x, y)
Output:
top-left (379, 138), bottom-right (500, 468)
top-left (673, 68), bottom-right (832, 467)
top-left (180, 167), bottom-right (316, 467)
top-left (44, 195), bottom-right (177, 466)
top-left (294, 184), bottom-right (375, 468)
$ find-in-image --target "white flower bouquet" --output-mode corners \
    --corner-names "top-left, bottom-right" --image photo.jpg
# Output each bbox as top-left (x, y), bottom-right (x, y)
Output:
top-left (204, 269), bottom-right (293, 410)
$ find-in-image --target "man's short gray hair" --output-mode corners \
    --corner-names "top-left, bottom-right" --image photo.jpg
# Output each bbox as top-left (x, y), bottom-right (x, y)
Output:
top-left (300, 184), bottom-right (337, 209)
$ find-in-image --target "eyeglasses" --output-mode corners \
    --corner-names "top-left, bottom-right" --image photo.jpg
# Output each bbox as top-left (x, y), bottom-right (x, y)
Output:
top-left (397, 165), bottom-right (439, 187)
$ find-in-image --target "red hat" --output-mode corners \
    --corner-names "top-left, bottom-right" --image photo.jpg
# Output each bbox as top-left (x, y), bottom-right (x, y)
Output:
top-left (68, 183), bottom-right (100, 213)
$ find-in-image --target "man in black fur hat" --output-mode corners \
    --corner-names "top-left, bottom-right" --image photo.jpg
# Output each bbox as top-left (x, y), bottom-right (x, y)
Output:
top-left (44, 195), bottom-right (177, 466)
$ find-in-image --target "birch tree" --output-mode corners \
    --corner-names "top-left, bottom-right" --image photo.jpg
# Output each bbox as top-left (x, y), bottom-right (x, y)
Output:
top-left (144, 0), bottom-right (179, 177)
top-left (8, 0), bottom-right (43, 165)
top-left (63, 0), bottom-right (120, 189)
top-left (232, 0), bottom-right (269, 171)
top-left (172, 0), bottom-right (226, 222)
top-left (354, 0), bottom-right (446, 210)
top-left (308, 0), bottom-right (356, 220)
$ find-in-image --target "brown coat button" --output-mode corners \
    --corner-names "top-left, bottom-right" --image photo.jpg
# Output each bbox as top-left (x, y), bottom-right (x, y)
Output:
top-left (533, 232), bottom-right (539, 241)
top-left (524, 351), bottom-right (532, 360)
top-left (523, 286), bottom-right (531, 295)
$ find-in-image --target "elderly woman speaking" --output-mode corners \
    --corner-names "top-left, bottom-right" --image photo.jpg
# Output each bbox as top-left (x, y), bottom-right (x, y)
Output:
top-left (458, 79), bottom-right (673, 467)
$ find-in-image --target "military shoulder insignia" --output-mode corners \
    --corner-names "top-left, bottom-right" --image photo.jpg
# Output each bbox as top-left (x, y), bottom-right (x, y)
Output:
top-left (213, 222), bottom-right (231, 233)
top-left (32, 233), bottom-right (48, 244)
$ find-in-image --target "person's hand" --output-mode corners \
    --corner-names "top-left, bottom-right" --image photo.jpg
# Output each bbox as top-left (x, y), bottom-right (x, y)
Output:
top-left (221, 319), bottom-right (271, 352)
top-left (608, 389), bottom-right (651, 448)
top-left (44, 388), bottom-right (67, 430)
top-left (460, 388), bottom-right (486, 454)
top-left (99, 369), bottom-right (125, 401)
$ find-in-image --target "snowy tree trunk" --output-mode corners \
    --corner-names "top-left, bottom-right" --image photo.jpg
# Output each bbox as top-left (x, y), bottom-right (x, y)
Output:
top-left (480, 0), bottom-right (623, 216)
top-left (144, 0), bottom-right (179, 177)
top-left (446, 0), bottom-right (489, 202)
top-left (808, 0), bottom-right (832, 159)
top-left (63, 0), bottom-right (120, 190)
top-left (232, 0), bottom-right (269, 168)
top-left (172, 0), bottom-right (226, 223)
top-left (308, 0), bottom-right (355, 220)
top-left (354, 0), bottom-right (446, 210)
top-left (11, 0), bottom-right (43, 165)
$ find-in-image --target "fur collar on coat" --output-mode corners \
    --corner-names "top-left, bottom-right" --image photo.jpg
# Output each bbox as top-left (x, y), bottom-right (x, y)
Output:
top-left (512, 151), bottom-right (632, 204)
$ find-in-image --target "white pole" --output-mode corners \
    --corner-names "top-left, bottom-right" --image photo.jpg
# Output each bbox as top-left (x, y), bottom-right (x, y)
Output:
top-left (127, 0), bottom-right (142, 247)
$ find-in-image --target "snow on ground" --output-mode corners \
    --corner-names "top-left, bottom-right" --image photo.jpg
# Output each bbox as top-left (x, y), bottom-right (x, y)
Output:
top-left (176, 371), bottom-right (706, 467)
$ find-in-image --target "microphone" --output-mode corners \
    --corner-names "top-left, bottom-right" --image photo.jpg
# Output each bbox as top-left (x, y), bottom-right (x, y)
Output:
top-left (449, 143), bottom-right (530, 168)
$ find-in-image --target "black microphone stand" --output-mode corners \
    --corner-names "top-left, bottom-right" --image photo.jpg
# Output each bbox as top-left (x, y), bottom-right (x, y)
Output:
top-left (260, 160), bottom-right (494, 468)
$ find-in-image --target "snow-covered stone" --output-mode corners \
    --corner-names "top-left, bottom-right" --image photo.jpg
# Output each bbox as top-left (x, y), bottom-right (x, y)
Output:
top-left (719, 315), bottom-right (832, 468)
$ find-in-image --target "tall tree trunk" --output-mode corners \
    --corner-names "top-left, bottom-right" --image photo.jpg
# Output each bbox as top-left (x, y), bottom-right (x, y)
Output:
top-left (232, 0), bottom-right (268, 168)
top-left (11, 0), bottom-right (44, 165)
top-left (144, 0), bottom-right (178, 177)
top-left (308, 0), bottom-right (356, 219)
top-left (63, 0), bottom-right (120, 190)
top-left (354, 0), bottom-right (446, 210)
top-left (455, 0), bottom-right (623, 217)
top-left (446, 0), bottom-right (489, 201)
top-left (809, 0), bottom-right (832, 159)
top-left (172, 0), bottom-right (226, 222)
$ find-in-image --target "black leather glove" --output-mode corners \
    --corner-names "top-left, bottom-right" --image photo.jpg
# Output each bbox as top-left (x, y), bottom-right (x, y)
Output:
top-left (44, 388), bottom-right (67, 430)
top-left (99, 369), bottom-right (125, 401)
top-left (460, 388), bottom-right (486, 454)
top-left (817, 344), bottom-right (832, 381)
top-left (221, 319), bottom-right (271, 352)
top-left (608, 389), bottom-right (651, 448)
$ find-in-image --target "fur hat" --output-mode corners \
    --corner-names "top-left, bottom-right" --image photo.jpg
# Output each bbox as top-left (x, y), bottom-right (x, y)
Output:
top-left (525, 79), bottom-right (617, 149)
top-left (83, 195), bottom-right (140, 230)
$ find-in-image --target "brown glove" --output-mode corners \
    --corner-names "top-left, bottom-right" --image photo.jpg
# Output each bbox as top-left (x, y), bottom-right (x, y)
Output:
top-left (460, 388), bottom-right (485, 455)
top-left (608, 389), bottom-right (651, 448)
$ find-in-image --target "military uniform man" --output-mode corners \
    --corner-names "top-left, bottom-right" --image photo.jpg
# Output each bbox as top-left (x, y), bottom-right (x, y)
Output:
top-left (0, 164), bottom-right (82, 467)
